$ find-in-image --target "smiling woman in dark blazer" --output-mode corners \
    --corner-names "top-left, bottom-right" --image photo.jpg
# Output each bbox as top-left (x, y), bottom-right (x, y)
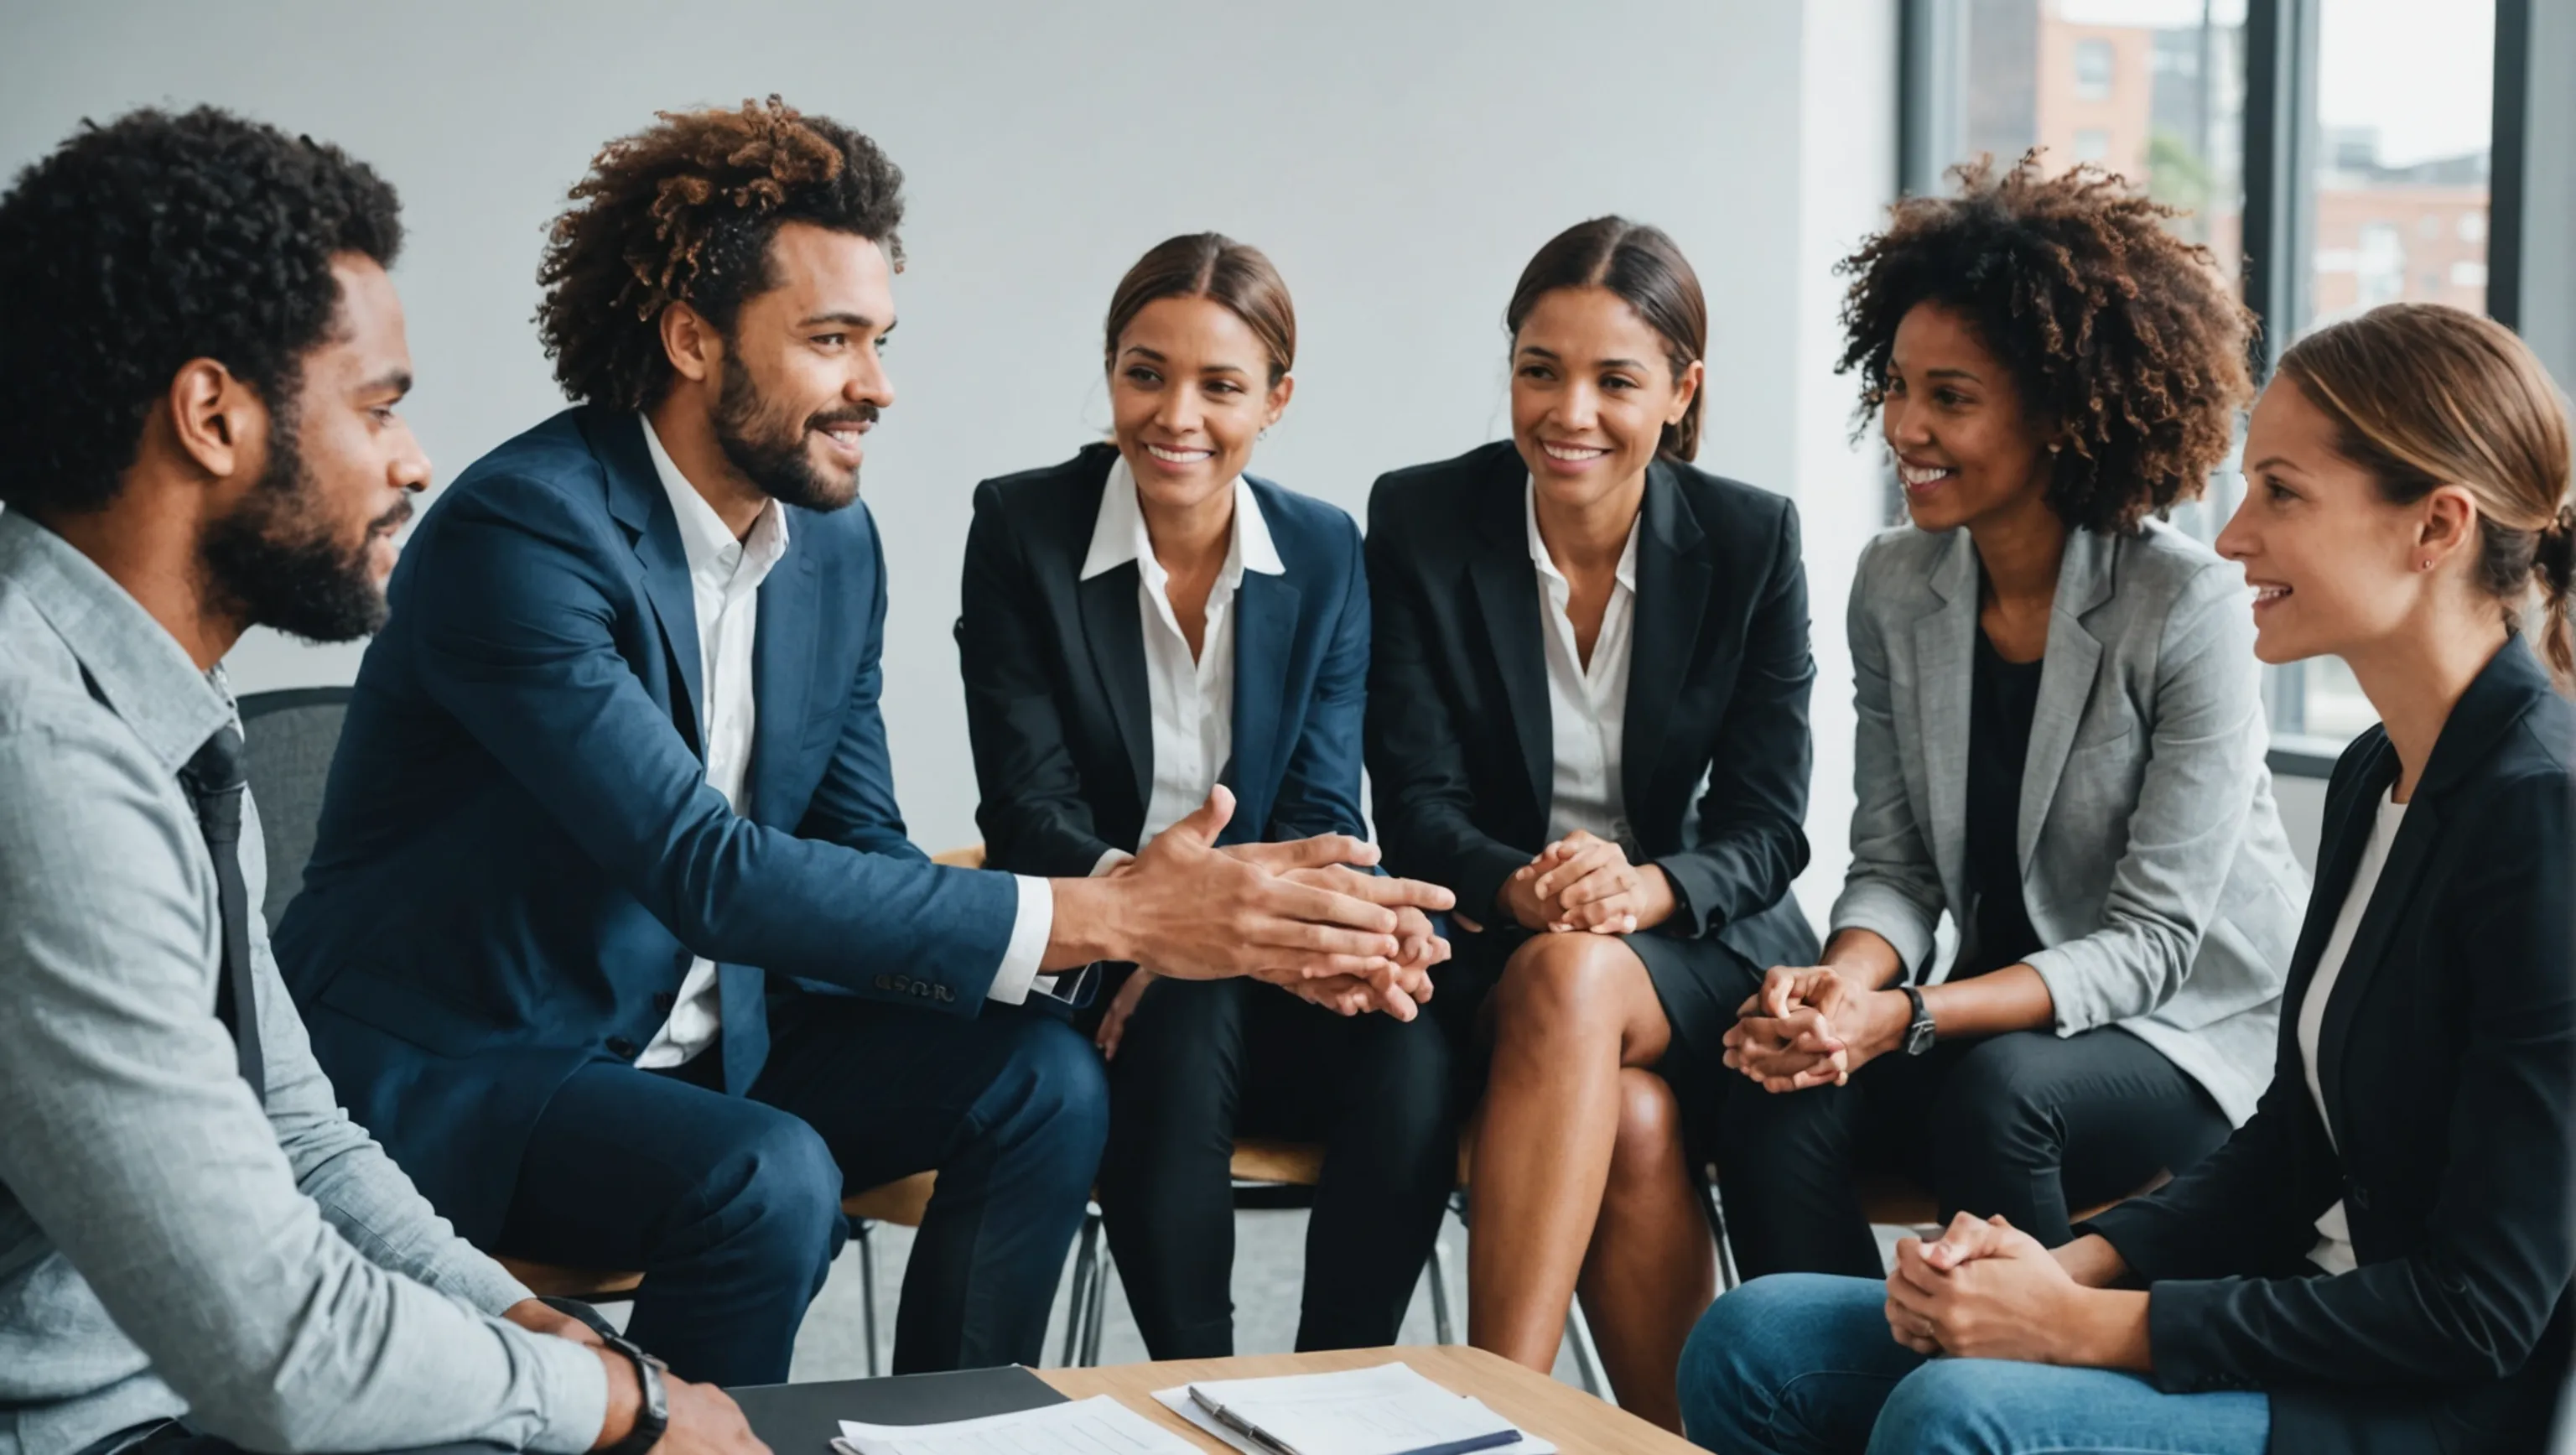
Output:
top-left (1681, 304), bottom-right (2574, 1455)
top-left (1366, 216), bottom-right (1818, 1430)
top-left (957, 234), bottom-right (1452, 1359)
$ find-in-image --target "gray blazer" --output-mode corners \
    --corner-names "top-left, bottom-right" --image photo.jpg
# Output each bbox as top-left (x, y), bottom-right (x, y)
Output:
top-left (1831, 521), bottom-right (2309, 1124)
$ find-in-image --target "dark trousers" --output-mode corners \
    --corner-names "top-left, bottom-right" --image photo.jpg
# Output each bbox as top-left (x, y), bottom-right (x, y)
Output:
top-left (491, 991), bottom-right (1107, 1384)
top-left (1713, 1026), bottom-right (2230, 1278)
top-left (1094, 975), bottom-right (1456, 1358)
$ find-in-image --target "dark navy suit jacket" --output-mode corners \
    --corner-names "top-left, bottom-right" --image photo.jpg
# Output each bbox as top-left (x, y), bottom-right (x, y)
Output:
top-left (275, 406), bottom-right (1022, 1245)
top-left (955, 444), bottom-right (1369, 875)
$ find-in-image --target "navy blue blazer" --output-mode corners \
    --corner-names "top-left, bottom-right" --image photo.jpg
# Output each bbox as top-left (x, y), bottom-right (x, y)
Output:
top-left (956, 444), bottom-right (1368, 876)
top-left (274, 406), bottom-right (1022, 1244)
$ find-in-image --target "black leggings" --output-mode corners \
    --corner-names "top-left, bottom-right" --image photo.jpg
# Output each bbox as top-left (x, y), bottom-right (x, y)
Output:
top-left (1094, 974), bottom-right (1456, 1358)
top-left (1713, 1025), bottom-right (2231, 1278)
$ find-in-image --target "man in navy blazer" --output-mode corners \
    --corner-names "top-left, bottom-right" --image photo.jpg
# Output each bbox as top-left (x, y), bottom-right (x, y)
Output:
top-left (273, 100), bottom-right (1436, 1385)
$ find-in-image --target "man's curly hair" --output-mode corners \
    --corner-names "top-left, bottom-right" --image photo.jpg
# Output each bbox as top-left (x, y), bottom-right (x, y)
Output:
top-left (1837, 154), bottom-right (2253, 534)
top-left (0, 107), bottom-right (402, 516)
top-left (538, 97), bottom-right (905, 411)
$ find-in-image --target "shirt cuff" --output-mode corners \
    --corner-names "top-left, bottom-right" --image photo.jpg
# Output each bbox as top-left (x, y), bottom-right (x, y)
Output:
top-left (523, 1323), bottom-right (612, 1455)
top-left (1091, 848), bottom-right (1135, 877)
top-left (985, 874), bottom-right (1057, 1006)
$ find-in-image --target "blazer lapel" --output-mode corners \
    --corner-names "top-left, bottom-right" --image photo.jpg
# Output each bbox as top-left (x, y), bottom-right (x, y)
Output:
top-left (1469, 502), bottom-right (1553, 820)
top-left (595, 412), bottom-right (706, 752)
top-left (1228, 570), bottom-right (1299, 836)
top-left (2314, 789), bottom-right (2438, 1145)
top-left (2017, 529), bottom-right (2116, 870)
top-left (1623, 463), bottom-right (1710, 816)
top-left (1078, 565), bottom-right (1153, 811)
top-left (1914, 531), bottom-right (1978, 914)
top-left (746, 536), bottom-right (818, 827)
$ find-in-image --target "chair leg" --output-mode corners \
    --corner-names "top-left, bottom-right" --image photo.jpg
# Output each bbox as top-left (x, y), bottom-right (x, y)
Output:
top-left (855, 1219), bottom-right (881, 1379)
top-left (1564, 1297), bottom-right (1611, 1404)
top-left (1082, 1242), bottom-right (1111, 1366)
top-left (1426, 1237), bottom-right (1456, 1346)
top-left (1699, 1167), bottom-right (1742, 1293)
top-left (1059, 1203), bottom-right (1102, 1368)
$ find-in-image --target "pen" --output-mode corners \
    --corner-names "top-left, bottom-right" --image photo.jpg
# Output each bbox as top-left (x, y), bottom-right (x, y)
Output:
top-left (1186, 1387), bottom-right (1301, 1455)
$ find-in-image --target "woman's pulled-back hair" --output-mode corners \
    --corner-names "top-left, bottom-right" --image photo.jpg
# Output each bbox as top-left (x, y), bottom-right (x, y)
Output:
top-left (537, 96), bottom-right (905, 411)
top-left (1836, 154), bottom-right (2254, 533)
top-left (1505, 217), bottom-right (1708, 462)
top-left (2277, 302), bottom-right (2576, 683)
top-left (1103, 233), bottom-right (1296, 385)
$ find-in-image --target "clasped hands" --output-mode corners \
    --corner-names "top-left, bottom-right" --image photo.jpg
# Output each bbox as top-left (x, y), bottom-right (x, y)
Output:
top-left (1721, 964), bottom-right (1914, 1092)
top-left (1883, 1213), bottom-right (2147, 1371)
top-left (1453, 828), bottom-right (1676, 938)
top-left (1092, 787), bottom-right (1456, 1057)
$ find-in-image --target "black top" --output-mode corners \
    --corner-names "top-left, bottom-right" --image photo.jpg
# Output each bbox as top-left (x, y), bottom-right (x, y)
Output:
top-left (1362, 440), bottom-right (1820, 973)
top-left (1958, 629), bottom-right (2044, 980)
top-left (2080, 637), bottom-right (2574, 1453)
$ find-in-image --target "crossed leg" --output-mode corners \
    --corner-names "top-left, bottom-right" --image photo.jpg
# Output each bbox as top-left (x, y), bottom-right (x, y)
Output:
top-left (1467, 931), bottom-right (1714, 1431)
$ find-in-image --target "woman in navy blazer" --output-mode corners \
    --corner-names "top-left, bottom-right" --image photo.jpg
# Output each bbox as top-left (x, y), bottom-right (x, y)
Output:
top-left (1682, 304), bottom-right (2574, 1455)
top-left (958, 235), bottom-right (1453, 1359)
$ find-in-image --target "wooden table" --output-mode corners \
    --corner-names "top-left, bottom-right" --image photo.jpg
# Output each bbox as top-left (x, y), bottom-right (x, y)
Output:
top-left (1038, 1344), bottom-right (1698, 1454)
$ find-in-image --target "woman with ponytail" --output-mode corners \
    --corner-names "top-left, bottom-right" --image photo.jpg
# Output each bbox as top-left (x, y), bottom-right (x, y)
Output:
top-left (1364, 216), bottom-right (1819, 1427)
top-left (1680, 300), bottom-right (2575, 1455)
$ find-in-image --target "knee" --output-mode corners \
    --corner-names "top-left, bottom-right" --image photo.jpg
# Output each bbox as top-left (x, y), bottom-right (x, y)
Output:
top-left (1492, 933), bottom-right (1634, 1038)
top-left (714, 1115), bottom-right (844, 1266)
top-left (1872, 1360), bottom-right (2024, 1455)
top-left (992, 1017), bottom-right (1112, 1167)
top-left (1932, 1037), bottom-right (2062, 1155)
top-left (1609, 1069), bottom-right (1683, 1172)
top-left (1675, 1275), bottom-right (1857, 1447)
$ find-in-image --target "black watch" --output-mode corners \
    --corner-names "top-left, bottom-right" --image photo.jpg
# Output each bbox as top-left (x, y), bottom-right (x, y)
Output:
top-left (599, 1331), bottom-right (668, 1455)
top-left (1900, 985), bottom-right (1938, 1057)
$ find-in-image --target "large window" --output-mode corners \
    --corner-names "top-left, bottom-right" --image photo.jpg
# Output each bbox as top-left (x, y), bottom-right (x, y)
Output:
top-left (1900, 0), bottom-right (2532, 764)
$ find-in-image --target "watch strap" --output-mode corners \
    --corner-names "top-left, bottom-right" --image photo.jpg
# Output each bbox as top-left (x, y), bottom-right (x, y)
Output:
top-left (1901, 985), bottom-right (1936, 1056)
top-left (598, 1332), bottom-right (668, 1455)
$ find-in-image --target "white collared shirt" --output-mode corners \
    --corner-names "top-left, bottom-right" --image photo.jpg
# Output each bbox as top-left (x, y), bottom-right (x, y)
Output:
top-left (2297, 787), bottom-right (2406, 1276)
top-left (634, 418), bottom-right (1056, 1069)
top-left (1529, 477), bottom-right (1641, 851)
top-left (1085, 455), bottom-right (1285, 875)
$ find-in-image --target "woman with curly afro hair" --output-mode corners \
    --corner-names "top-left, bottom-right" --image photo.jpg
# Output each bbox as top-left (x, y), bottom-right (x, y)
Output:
top-left (1700, 154), bottom-right (2309, 1320)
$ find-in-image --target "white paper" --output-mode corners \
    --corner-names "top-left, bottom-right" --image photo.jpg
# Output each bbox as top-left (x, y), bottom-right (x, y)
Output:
top-left (1150, 1363), bottom-right (1555, 1455)
top-left (834, 1394), bottom-right (1203, 1455)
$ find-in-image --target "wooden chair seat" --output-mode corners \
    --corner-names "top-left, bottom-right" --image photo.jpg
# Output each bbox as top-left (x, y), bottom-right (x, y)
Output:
top-left (497, 1172), bottom-right (940, 1303)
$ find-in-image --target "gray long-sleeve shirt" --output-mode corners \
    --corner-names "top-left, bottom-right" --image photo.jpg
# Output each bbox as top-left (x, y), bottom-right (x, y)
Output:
top-left (0, 510), bottom-right (607, 1455)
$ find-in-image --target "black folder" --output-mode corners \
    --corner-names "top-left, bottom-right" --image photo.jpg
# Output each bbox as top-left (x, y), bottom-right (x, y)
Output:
top-left (726, 1366), bottom-right (1068, 1452)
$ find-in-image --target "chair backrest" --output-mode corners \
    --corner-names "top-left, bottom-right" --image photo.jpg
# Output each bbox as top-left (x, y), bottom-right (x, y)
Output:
top-left (237, 687), bottom-right (352, 928)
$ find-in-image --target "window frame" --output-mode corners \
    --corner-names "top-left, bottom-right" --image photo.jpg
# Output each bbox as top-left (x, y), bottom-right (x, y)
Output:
top-left (1894, 0), bottom-right (2546, 778)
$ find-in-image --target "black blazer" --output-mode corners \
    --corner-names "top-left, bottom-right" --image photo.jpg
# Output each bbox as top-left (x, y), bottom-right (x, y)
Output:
top-left (1363, 441), bottom-right (1818, 971)
top-left (957, 444), bottom-right (1371, 878)
top-left (2085, 638), bottom-right (2575, 1453)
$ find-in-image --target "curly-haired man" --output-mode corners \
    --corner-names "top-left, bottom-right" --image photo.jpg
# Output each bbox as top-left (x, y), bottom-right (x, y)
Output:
top-left (269, 99), bottom-right (1449, 1384)
top-left (0, 107), bottom-right (757, 1455)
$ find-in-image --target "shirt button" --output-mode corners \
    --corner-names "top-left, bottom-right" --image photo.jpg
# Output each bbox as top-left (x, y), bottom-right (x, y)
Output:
top-left (607, 1037), bottom-right (641, 1059)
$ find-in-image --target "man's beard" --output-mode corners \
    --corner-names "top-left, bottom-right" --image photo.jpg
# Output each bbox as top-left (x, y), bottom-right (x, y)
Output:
top-left (200, 409), bottom-right (407, 644)
top-left (712, 357), bottom-right (871, 514)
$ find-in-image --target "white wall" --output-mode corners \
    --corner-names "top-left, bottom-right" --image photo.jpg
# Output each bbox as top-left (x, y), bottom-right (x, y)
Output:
top-left (1, 0), bottom-right (1902, 870)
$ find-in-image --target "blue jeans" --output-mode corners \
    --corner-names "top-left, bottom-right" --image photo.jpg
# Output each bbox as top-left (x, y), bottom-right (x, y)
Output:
top-left (1678, 1275), bottom-right (2269, 1455)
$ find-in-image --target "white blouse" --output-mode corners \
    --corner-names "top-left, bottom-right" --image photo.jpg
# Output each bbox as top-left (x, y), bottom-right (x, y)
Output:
top-left (1084, 455), bottom-right (1284, 873)
top-left (1526, 478), bottom-right (1642, 853)
top-left (2297, 787), bottom-right (2406, 1276)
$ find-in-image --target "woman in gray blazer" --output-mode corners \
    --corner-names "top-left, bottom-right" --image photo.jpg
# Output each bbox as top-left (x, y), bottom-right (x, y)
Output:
top-left (1714, 157), bottom-right (2309, 1277)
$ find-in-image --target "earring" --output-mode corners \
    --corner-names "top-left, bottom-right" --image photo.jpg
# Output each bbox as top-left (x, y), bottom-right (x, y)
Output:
top-left (2048, 441), bottom-right (2063, 455)
top-left (2420, 559), bottom-right (2434, 571)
